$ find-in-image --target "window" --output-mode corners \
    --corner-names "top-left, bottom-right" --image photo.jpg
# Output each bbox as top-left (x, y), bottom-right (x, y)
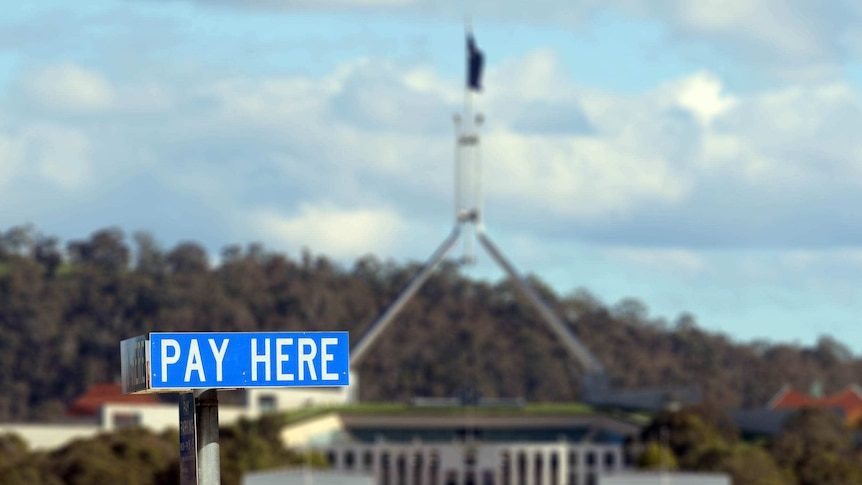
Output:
top-left (482, 470), bottom-right (495, 485)
top-left (501, 451), bottom-right (511, 485)
top-left (430, 451), bottom-right (441, 485)
top-left (534, 453), bottom-right (543, 485)
top-left (465, 446), bottom-right (477, 466)
top-left (381, 453), bottom-right (391, 485)
top-left (112, 412), bottom-right (140, 429)
top-left (397, 454), bottom-right (407, 485)
top-left (445, 470), bottom-right (458, 485)
top-left (257, 394), bottom-right (276, 412)
top-left (604, 451), bottom-right (615, 467)
top-left (413, 452), bottom-right (425, 485)
top-left (550, 453), bottom-right (559, 485)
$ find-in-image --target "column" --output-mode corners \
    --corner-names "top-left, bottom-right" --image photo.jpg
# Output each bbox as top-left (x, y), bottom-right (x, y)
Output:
top-left (542, 449), bottom-right (551, 485)
top-left (513, 449), bottom-right (521, 485)
top-left (557, 446), bottom-right (568, 485)
top-left (576, 447), bottom-right (587, 485)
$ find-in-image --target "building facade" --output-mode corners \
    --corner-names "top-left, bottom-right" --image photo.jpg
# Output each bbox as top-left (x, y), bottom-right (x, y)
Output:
top-left (319, 441), bottom-right (624, 485)
top-left (283, 411), bottom-right (640, 485)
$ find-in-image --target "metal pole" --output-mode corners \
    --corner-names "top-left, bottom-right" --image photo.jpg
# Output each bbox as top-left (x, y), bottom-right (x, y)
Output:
top-left (476, 230), bottom-right (606, 375)
top-left (462, 24), bottom-right (475, 264)
top-left (350, 226), bottom-right (462, 366)
top-left (454, 114), bottom-right (462, 221)
top-left (196, 389), bottom-right (220, 485)
top-left (475, 114), bottom-right (484, 231)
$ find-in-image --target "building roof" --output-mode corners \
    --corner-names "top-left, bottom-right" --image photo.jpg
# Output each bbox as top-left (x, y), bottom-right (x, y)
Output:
top-left (339, 413), bottom-right (642, 436)
top-left (67, 383), bottom-right (161, 417)
top-left (766, 384), bottom-right (862, 424)
top-left (730, 409), bottom-right (796, 437)
top-left (285, 409), bottom-right (644, 447)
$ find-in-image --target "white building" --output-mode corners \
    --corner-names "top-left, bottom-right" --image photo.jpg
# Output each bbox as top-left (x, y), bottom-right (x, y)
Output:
top-left (0, 383), bottom-right (349, 450)
top-left (281, 410), bottom-right (641, 485)
top-left (320, 441), bottom-right (623, 485)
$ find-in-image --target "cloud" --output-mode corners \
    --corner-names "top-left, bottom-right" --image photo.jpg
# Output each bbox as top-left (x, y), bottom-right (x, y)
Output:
top-left (4, 22), bottom-right (862, 256)
top-left (488, 49), bottom-right (571, 102)
top-left (0, 133), bottom-right (20, 187)
top-left (483, 132), bottom-right (690, 221)
top-left (503, 70), bottom-right (862, 250)
top-left (0, 124), bottom-right (93, 190)
top-left (644, 1), bottom-right (842, 60)
top-left (672, 72), bottom-right (737, 126)
top-left (8, 1), bottom-right (862, 353)
top-left (510, 100), bottom-right (594, 135)
top-left (250, 205), bottom-right (408, 259)
top-left (603, 247), bottom-right (707, 275)
top-left (159, 0), bottom-right (862, 81)
top-left (199, 0), bottom-right (416, 8)
top-left (330, 59), bottom-right (452, 133)
top-left (23, 63), bottom-right (115, 112)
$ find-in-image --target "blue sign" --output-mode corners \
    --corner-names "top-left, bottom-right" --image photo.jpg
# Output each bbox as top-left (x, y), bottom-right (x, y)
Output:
top-left (149, 332), bottom-right (350, 390)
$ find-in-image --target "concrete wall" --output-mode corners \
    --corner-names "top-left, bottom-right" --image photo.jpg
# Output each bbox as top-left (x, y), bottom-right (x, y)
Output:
top-left (1, 387), bottom-right (350, 451)
top-left (599, 472), bottom-right (731, 485)
top-left (243, 469), bottom-right (374, 485)
top-left (247, 387), bottom-right (349, 413)
top-left (0, 423), bottom-right (103, 451)
top-left (280, 413), bottom-right (345, 447)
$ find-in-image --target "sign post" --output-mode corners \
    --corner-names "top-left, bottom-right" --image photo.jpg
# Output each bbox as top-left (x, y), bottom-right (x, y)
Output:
top-left (121, 331), bottom-right (350, 485)
top-left (179, 392), bottom-right (197, 485)
top-left (195, 389), bottom-right (219, 485)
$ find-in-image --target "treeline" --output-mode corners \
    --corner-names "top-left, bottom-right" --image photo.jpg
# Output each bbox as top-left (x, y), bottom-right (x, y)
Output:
top-left (1, 404), bottom-right (857, 485)
top-left (637, 404), bottom-right (862, 485)
top-left (1, 225), bottom-right (861, 421)
top-left (0, 414), bottom-right (323, 485)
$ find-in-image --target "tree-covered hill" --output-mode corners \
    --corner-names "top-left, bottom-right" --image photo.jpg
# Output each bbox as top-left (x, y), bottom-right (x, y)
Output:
top-left (1, 225), bottom-right (859, 422)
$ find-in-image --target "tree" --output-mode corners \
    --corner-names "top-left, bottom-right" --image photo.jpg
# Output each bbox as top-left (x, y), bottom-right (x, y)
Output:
top-left (636, 442), bottom-right (678, 470)
top-left (770, 407), bottom-right (861, 485)
top-left (612, 297), bottom-right (648, 324)
top-left (640, 405), bottom-right (737, 468)
top-left (33, 235), bottom-right (62, 277)
top-left (166, 242), bottom-right (209, 275)
top-left (133, 231), bottom-right (166, 276)
top-left (0, 225), bottom-right (35, 259)
top-left (67, 228), bottom-right (130, 273)
top-left (47, 428), bottom-right (177, 485)
top-left (706, 444), bottom-right (787, 485)
top-left (0, 433), bottom-right (27, 469)
top-left (7, 224), bottom-right (862, 422)
top-left (220, 414), bottom-right (322, 485)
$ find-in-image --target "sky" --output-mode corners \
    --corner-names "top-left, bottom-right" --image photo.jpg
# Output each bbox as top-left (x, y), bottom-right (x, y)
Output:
top-left (3, 1), bottom-right (862, 354)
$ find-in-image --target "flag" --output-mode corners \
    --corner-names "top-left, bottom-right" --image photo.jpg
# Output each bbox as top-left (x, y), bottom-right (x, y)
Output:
top-left (467, 33), bottom-right (484, 91)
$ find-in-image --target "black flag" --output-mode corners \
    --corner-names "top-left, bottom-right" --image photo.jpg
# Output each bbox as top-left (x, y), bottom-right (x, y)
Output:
top-left (467, 33), bottom-right (484, 91)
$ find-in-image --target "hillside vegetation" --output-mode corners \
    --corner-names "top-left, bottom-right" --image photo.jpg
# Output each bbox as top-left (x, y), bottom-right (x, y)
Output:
top-left (1, 225), bottom-right (859, 422)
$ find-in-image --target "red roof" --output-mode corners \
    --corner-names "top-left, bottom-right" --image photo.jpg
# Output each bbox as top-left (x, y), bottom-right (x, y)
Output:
top-left (769, 387), bottom-right (816, 408)
top-left (767, 384), bottom-right (862, 424)
top-left (67, 383), bottom-right (160, 417)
